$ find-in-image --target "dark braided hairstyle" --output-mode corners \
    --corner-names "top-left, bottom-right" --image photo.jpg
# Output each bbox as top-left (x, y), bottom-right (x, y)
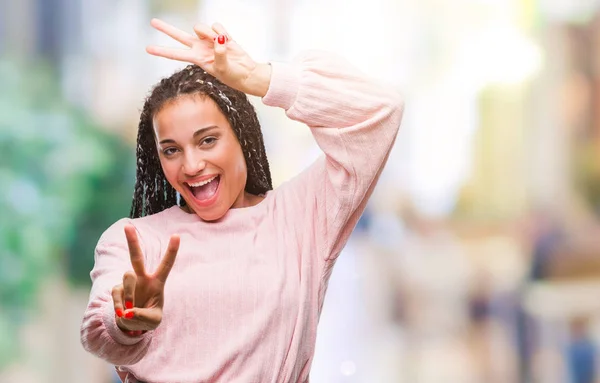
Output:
top-left (129, 65), bottom-right (273, 218)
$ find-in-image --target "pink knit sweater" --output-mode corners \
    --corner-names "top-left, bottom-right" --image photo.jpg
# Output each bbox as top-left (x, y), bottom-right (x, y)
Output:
top-left (80, 50), bottom-right (404, 383)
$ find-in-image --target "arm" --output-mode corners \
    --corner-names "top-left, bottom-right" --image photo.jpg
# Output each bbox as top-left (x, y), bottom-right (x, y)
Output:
top-left (80, 219), bottom-right (153, 365)
top-left (262, 50), bottom-right (404, 261)
top-left (145, 20), bottom-right (404, 260)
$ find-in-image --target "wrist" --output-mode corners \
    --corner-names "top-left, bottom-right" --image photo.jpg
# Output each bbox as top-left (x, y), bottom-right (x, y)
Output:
top-left (245, 62), bottom-right (272, 97)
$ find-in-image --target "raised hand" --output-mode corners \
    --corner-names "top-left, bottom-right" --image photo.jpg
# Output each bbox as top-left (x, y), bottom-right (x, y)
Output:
top-left (146, 18), bottom-right (271, 97)
top-left (112, 225), bottom-right (180, 334)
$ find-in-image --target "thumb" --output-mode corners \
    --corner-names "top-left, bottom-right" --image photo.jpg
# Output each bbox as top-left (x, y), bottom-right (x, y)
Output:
top-left (124, 306), bottom-right (163, 328)
top-left (213, 35), bottom-right (228, 74)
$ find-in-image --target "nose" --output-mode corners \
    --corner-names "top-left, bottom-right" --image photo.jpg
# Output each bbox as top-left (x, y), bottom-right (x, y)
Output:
top-left (182, 151), bottom-right (206, 177)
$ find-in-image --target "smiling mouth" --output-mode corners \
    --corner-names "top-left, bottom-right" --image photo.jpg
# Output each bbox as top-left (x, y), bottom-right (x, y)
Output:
top-left (186, 175), bottom-right (221, 203)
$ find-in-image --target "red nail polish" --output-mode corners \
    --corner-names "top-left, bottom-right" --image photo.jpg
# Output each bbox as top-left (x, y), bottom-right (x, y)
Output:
top-left (125, 311), bottom-right (134, 319)
top-left (125, 301), bottom-right (133, 309)
top-left (116, 309), bottom-right (123, 318)
top-left (217, 35), bottom-right (226, 45)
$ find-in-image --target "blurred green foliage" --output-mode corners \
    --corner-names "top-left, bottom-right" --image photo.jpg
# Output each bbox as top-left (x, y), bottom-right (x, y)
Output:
top-left (0, 58), bottom-right (135, 368)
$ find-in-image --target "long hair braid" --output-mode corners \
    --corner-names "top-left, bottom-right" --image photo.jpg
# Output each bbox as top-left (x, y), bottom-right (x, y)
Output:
top-left (129, 65), bottom-right (273, 218)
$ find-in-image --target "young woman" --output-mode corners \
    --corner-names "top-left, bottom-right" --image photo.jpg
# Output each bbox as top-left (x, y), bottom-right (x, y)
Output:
top-left (80, 18), bottom-right (404, 383)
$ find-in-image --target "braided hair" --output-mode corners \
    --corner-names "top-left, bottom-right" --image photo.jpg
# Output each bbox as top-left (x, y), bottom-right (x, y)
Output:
top-left (130, 65), bottom-right (273, 218)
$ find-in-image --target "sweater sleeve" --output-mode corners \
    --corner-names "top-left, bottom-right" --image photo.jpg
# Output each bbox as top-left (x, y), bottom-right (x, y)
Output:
top-left (262, 50), bottom-right (404, 261)
top-left (80, 218), bottom-right (153, 366)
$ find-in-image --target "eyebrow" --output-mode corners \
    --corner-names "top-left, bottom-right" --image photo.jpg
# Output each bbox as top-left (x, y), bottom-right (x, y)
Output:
top-left (158, 125), bottom-right (220, 145)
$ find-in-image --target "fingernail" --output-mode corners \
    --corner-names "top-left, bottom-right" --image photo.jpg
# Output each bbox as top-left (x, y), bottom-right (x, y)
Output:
top-left (125, 301), bottom-right (133, 309)
top-left (125, 311), bottom-right (134, 319)
top-left (217, 35), bottom-right (226, 45)
top-left (116, 309), bottom-right (123, 318)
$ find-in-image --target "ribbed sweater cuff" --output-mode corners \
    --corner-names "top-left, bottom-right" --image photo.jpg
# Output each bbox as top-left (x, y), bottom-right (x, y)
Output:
top-left (262, 61), bottom-right (301, 111)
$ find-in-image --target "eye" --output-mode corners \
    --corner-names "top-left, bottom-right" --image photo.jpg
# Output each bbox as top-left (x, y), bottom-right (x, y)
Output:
top-left (201, 136), bottom-right (217, 146)
top-left (162, 147), bottom-right (178, 156)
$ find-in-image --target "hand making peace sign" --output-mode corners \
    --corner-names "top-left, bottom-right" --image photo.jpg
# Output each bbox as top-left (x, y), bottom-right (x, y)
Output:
top-left (146, 18), bottom-right (272, 98)
top-left (112, 225), bottom-right (180, 335)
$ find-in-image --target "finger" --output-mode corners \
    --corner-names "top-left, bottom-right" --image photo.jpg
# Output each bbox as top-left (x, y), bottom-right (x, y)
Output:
top-left (124, 225), bottom-right (146, 276)
top-left (150, 18), bottom-right (195, 47)
top-left (112, 284), bottom-right (125, 318)
top-left (123, 271), bottom-right (137, 309)
top-left (125, 330), bottom-right (145, 337)
top-left (146, 45), bottom-right (195, 63)
top-left (193, 23), bottom-right (218, 41)
top-left (116, 316), bottom-right (133, 332)
top-left (211, 22), bottom-right (232, 41)
top-left (154, 234), bottom-right (180, 283)
top-left (213, 35), bottom-right (228, 74)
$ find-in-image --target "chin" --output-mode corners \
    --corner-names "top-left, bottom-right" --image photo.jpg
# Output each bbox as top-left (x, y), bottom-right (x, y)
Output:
top-left (196, 208), bottom-right (228, 222)
top-left (183, 196), bottom-right (229, 222)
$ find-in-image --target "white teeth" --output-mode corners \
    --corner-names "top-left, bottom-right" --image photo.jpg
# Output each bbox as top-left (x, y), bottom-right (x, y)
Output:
top-left (187, 176), bottom-right (218, 187)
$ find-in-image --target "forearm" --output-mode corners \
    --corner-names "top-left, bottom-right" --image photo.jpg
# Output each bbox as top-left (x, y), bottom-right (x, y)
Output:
top-left (263, 50), bottom-right (403, 131)
top-left (81, 292), bottom-right (152, 365)
top-left (81, 226), bottom-right (153, 365)
top-left (262, 50), bottom-right (403, 172)
top-left (262, 50), bottom-right (404, 260)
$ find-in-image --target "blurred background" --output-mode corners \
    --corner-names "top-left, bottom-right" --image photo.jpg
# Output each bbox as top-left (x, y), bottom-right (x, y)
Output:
top-left (2, 0), bottom-right (600, 382)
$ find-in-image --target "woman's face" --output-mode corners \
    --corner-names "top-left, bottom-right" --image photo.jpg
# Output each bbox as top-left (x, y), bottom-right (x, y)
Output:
top-left (153, 94), bottom-right (249, 221)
